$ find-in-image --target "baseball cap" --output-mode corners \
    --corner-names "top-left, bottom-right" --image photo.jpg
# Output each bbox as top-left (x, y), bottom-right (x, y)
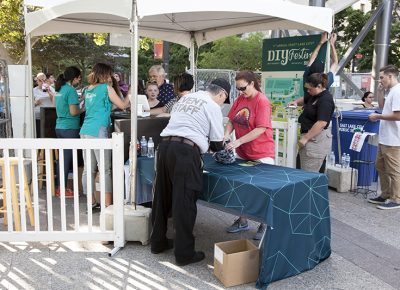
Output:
top-left (210, 78), bottom-right (231, 99)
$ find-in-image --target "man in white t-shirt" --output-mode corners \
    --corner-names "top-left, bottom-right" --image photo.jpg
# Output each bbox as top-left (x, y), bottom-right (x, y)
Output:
top-left (150, 78), bottom-right (231, 266)
top-left (368, 65), bottom-right (400, 209)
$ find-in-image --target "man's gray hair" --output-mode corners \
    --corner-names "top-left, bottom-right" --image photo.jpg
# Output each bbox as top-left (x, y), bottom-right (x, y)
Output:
top-left (206, 84), bottom-right (225, 96)
top-left (148, 65), bottom-right (166, 77)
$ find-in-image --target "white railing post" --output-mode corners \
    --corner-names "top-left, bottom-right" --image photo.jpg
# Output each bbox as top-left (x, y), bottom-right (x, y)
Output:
top-left (111, 133), bottom-right (125, 249)
top-left (286, 117), bottom-right (298, 168)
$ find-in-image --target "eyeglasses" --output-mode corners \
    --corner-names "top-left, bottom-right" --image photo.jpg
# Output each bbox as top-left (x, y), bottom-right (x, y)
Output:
top-left (221, 89), bottom-right (228, 100)
top-left (236, 84), bottom-right (249, 91)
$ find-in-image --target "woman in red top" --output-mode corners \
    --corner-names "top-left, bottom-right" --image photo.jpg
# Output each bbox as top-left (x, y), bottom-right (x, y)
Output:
top-left (224, 70), bottom-right (275, 240)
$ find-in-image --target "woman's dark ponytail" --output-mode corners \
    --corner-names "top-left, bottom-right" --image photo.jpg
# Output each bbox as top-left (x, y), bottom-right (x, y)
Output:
top-left (55, 66), bottom-right (81, 92)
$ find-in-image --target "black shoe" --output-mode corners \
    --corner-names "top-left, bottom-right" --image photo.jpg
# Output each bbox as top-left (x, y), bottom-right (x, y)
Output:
top-left (92, 202), bottom-right (101, 209)
top-left (151, 239), bottom-right (174, 254)
top-left (86, 203), bottom-right (101, 214)
top-left (368, 196), bottom-right (387, 204)
top-left (176, 251), bottom-right (205, 266)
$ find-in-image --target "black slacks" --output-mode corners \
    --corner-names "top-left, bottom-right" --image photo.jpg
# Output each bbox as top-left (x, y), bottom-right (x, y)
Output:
top-left (150, 140), bottom-right (203, 261)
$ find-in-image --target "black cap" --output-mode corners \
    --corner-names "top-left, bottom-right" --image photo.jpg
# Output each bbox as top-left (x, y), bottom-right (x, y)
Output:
top-left (210, 78), bottom-right (231, 99)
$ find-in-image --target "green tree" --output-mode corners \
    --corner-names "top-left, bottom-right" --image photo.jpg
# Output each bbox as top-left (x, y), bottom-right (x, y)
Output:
top-left (0, 0), bottom-right (27, 64)
top-left (197, 33), bottom-right (263, 71)
top-left (335, 1), bottom-right (400, 71)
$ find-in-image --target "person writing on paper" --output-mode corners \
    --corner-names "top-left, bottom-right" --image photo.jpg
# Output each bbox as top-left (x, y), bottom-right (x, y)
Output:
top-left (145, 81), bottom-right (163, 109)
top-left (80, 63), bottom-right (130, 209)
top-left (367, 65), bottom-right (400, 210)
top-left (297, 73), bottom-right (335, 173)
top-left (288, 32), bottom-right (338, 108)
top-left (150, 72), bottom-right (194, 117)
top-left (362, 91), bottom-right (375, 108)
top-left (224, 70), bottom-right (275, 241)
top-left (150, 78), bottom-right (230, 266)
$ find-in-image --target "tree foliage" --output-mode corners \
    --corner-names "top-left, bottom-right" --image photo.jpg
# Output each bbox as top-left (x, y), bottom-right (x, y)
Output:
top-left (335, 0), bottom-right (400, 71)
top-left (0, 0), bottom-right (26, 63)
top-left (197, 33), bottom-right (263, 71)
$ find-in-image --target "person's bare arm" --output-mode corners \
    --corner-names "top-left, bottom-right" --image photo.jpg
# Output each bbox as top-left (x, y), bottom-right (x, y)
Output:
top-left (223, 120), bottom-right (234, 140)
top-left (225, 127), bottom-right (267, 150)
top-left (307, 32), bottom-right (328, 66)
top-left (369, 111), bottom-right (400, 122)
top-left (108, 86), bottom-right (129, 110)
top-left (329, 33), bottom-right (338, 74)
top-left (288, 97), bottom-right (304, 107)
top-left (150, 106), bottom-right (167, 115)
top-left (69, 104), bottom-right (82, 116)
top-left (376, 84), bottom-right (385, 109)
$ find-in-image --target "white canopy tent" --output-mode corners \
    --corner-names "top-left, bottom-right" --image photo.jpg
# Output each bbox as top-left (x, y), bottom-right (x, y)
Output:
top-left (24, 0), bottom-right (333, 210)
top-left (25, 0), bottom-right (333, 47)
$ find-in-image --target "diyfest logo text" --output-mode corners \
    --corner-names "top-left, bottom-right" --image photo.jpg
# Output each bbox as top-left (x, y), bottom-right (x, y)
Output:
top-left (262, 35), bottom-right (326, 71)
top-left (266, 48), bottom-right (311, 66)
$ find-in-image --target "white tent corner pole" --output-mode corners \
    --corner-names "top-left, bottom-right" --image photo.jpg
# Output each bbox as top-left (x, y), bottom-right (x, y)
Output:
top-left (24, 3), bottom-right (35, 138)
top-left (189, 34), bottom-right (196, 90)
top-left (129, 0), bottom-right (139, 207)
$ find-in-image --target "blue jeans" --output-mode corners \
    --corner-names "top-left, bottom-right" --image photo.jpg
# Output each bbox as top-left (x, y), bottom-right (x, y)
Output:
top-left (55, 128), bottom-right (80, 187)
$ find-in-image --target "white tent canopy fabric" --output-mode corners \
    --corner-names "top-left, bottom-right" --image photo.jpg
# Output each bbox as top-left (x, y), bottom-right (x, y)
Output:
top-left (25, 0), bottom-right (333, 48)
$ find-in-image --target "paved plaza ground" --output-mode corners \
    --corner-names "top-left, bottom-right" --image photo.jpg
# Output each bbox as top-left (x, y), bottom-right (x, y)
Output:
top-left (0, 188), bottom-right (399, 290)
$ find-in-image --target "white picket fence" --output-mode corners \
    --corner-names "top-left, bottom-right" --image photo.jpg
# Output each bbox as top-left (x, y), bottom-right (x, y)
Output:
top-left (0, 133), bottom-right (125, 251)
top-left (0, 119), bottom-right (298, 246)
top-left (272, 118), bottom-right (298, 167)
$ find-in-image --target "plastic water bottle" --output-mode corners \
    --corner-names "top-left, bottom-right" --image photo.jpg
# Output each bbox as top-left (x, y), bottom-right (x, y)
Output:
top-left (341, 153), bottom-right (346, 168)
top-left (147, 137), bottom-right (155, 158)
top-left (345, 154), bottom-right (351, 169)
top-left (140, 136), bottom-right (147, 157)
top-left (329, 151), bottom-right (335, 166)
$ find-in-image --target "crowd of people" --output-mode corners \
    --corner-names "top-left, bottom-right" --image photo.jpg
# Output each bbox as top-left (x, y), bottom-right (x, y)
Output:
top-left (29, 31), bottom-right (400, 267)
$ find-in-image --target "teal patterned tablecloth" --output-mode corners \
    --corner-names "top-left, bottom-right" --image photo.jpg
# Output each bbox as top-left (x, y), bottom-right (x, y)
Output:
top-left (200, 155), bottom-right (331, 289)
top-left (137, 154), bottom-right (331, 289)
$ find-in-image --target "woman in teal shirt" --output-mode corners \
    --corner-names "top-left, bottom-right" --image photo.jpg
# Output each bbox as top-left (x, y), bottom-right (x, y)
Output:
top-left (54, 66), bottom-right (82, 197)
top-left (81, 63), bottom-right (130, 208)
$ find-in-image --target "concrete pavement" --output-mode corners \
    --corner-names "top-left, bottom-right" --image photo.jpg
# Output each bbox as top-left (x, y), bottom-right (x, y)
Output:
top-left (0, 189), bottom-right (399, 289)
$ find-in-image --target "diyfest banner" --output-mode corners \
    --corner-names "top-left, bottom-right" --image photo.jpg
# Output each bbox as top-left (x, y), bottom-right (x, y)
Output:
top-left (262, 35), bottom-right (328, 165)
top-left (262, 35), bottom-right (327, 72)
top-left (262, 35), bottom-right (328, 119)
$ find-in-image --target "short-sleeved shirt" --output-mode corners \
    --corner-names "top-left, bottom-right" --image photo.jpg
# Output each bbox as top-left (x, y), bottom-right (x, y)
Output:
top-left (33, 86), bottom-right (55, 119)
top-left (379, 83), bottom-right (400, 146)
top-left (298, 89), bottom-right (335, 133)
top-left (55, 83), bottom-right (80, 129)
top-left (160, 91), bottom-right (224, 153)
top-left (228, 91), bottom-right (275, 160)
top-left (80, 83), bottom-right (112, 137)
top-left (157, 81), bottom-right (174, 106)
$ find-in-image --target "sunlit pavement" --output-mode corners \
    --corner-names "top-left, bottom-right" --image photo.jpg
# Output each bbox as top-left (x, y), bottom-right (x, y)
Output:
top-left (0, 188), bottom-right (399, 289)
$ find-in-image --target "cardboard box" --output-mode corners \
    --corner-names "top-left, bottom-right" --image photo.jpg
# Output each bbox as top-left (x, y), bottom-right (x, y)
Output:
top-left (214, 239), bottom-right (259, 287)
